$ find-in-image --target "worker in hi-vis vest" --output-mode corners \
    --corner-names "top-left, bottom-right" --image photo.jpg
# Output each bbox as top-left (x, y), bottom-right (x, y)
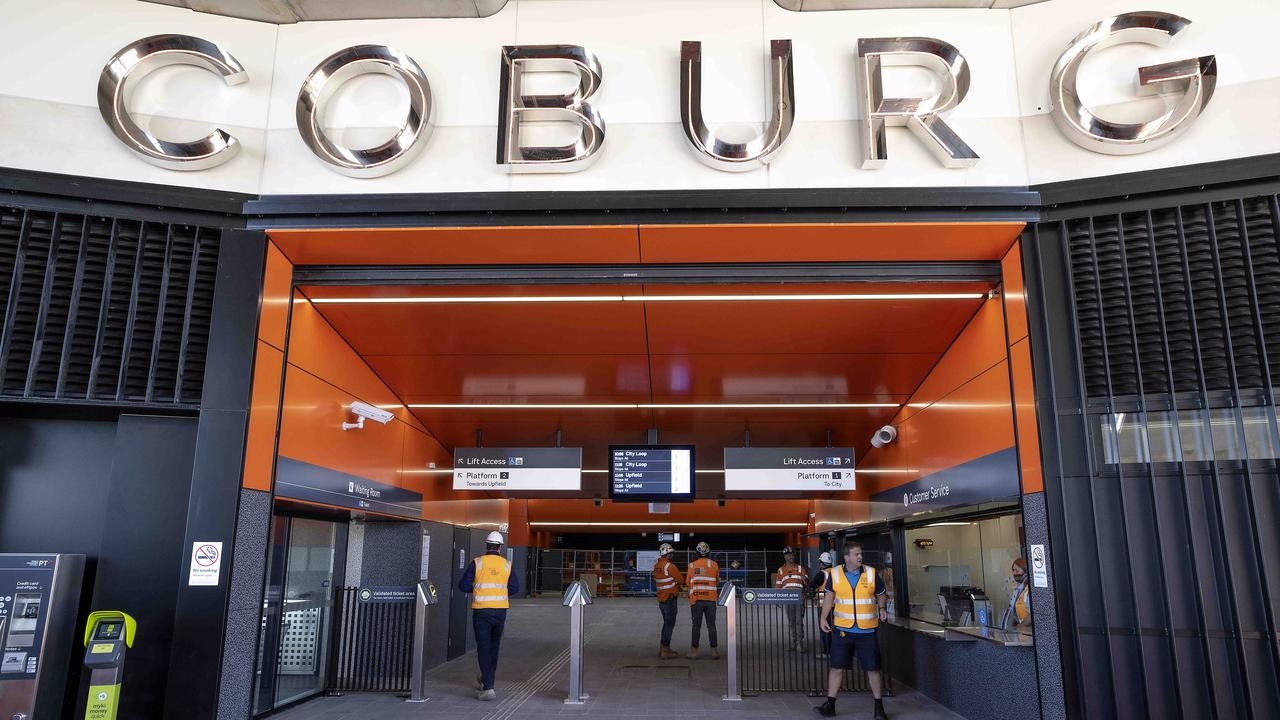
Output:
top-left (653, 542), bottom-right (685, 659)
top-left (685, 541), bottom-right (721, 659)
top-left (818, 541), bottom-right (888, 720)
top-left (810, 551), bottom-right (835, 658)
top-left (457, 531), bottom-right (519, 701)
top-left (775, 546), bottom-right (808, 653)
top-left (1003, 557), bottom-right (1033, 631)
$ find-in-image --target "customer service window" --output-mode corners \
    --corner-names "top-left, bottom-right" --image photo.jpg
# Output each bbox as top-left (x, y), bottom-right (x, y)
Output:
top-left (904, 513), bottom-right (1029, 634)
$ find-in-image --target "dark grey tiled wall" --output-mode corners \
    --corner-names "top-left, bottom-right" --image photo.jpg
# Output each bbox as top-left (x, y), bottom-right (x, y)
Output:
top-left (885, 625), bottom-right (1038, 718)
top-left (1023, 490), bottom-right (1066, 720)
top-left (218, 487), bottom-right (271, 720)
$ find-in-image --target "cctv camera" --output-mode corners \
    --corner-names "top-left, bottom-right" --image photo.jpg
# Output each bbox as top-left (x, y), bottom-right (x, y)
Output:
top-left (870, 425), bottom-right (897, 449)
top-left (342, 401), bottom-right (395, 430)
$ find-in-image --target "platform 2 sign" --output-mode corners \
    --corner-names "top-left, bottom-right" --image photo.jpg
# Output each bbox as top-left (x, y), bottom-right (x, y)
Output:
top-left (453, 448), bottom-right (582, 491)
top-left (724, 448), bottom-right (855, 491)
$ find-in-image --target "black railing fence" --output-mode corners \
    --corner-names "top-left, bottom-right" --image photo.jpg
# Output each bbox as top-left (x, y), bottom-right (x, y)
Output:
top-left (738, 593), bottom-right (877, 695)
top-left (327, 587), bottom-right (414, 693)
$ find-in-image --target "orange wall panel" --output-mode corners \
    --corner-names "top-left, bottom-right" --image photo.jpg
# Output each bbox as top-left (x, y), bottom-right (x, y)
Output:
top-left (1001, 243), bottom-right (1029, 345)
top-left (286, 297), bottom-right (404, 407)
top-left (243, 341), bottom-right (284, 491)
top-left (1009, 338), bottom-right (1045, 494)
top-left (276, 366), bottom-right (405, 487)
top-left (896, 298), bottom-right (1007, 424)
top-left (269, 226), bottom-right (641, 266)
top-left (259, 242), bottom-right (293, 350)
top-left (639, 223), bottom-right (1024, 264)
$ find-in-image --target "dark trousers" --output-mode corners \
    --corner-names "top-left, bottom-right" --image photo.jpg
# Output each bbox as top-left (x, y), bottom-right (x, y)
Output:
top-left (691, 600), bottom-right (718, 648)
top-left (659, 597), bottom-right (678, 646)
top-left (473, 608), bottom-right (507, 690)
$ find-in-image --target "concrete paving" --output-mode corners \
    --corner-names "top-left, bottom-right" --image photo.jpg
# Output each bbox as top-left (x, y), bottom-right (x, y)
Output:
top-left (272, 597), bottom-right (963, 720)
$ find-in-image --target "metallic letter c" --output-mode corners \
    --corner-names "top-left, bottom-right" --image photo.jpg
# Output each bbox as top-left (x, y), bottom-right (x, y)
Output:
top-left (97, 34), bottom-right (248, 171)
top-left (1050, 11), bottom-right (1217, 155)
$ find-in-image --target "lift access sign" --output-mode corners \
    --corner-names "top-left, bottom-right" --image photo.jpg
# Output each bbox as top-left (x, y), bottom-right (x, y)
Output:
top-left (453, 448), bottom-right (582, 491)
top-left (724, 448), bottom-right (855, 491)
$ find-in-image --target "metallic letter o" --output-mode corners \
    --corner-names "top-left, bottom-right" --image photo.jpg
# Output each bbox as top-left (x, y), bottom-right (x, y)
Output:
top-left (296, 45), bottom-right (435, 178)
top-left (680, 40), bottom-right (796, 172)
top-left (1050, 11), bottom-right (1217, 155)
top-left (97, 34), bottom-right (248, 171)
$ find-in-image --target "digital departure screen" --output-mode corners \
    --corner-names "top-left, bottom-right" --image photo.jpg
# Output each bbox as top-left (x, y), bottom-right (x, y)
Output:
top-left (608, 445), bottom-right (696, 502)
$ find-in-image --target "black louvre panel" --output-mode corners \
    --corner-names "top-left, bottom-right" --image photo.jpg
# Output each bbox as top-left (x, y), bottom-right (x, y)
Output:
top-left (0, 207), bottom-right (222, 409)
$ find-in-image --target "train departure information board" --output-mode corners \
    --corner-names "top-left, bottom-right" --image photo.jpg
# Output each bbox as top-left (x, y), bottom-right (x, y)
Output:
top-left (608, 445), bottom-right (696, 502)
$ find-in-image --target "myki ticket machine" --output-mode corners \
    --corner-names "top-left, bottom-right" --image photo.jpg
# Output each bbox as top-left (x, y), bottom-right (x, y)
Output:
top-left (80, 612), bottom-right (135, 720)
top-left (0, 554), bottom-right (85, 720)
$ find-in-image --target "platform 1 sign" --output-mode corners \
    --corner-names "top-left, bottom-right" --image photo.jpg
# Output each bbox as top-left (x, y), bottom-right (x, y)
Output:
top-left (723, 448), bottom-right (855, 491)
top-left (453, 448), bottom-right (582, 491)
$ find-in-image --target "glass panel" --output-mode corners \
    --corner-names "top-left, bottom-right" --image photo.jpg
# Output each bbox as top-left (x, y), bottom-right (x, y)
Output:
top-left (275, 518), bottom-right (337, 708)
top-left (1177, 409), bottom-right (1212, 463)
top-left (253, 514), bottom-right (289, 715)
top-left (1209, 409), bottom-right (1246, 462)
top-left (904, 513), bottom-right (1029, 635)
top-left (1241, 407), bottom-right (1280, 460)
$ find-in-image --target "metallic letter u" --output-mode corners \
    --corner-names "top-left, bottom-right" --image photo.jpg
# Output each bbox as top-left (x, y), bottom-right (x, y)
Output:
top-left (296, 45), bottom-right (435, 178)
top-left (680, 40), bottom-right (795, 172)
top-left (1050, 11), bottom-right (1216, 155)
top-left (97, 34), bottom-right (247, 171)
top-left (857, 38), bottom-right (977, 170)
top-left (497, 45), bottom-right (606, 173)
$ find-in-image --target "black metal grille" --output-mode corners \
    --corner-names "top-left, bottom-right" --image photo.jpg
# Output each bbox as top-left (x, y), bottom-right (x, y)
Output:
top-left (1028, 193), bottom-right (1280, 720)
top-left (0, 207), bottom-right (220, 407)
top-left (328, 587), bottom-right (414, 693)
top-left (738, 593), bottom-right (871, 695)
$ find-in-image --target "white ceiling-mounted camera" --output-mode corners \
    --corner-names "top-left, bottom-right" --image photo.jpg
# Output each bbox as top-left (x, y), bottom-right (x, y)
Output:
top-left (342, 401), bottom-right (395, 431)
top-left (870, 425), bottom-right (897, 449)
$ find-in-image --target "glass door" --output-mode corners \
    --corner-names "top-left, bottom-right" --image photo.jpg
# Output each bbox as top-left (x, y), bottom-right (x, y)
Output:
top-left (253, 514), bottom-right (346, 715)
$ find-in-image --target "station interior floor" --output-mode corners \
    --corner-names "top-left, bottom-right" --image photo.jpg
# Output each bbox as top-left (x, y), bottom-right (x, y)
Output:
top-left (275, 597), bottom-right (961, 720)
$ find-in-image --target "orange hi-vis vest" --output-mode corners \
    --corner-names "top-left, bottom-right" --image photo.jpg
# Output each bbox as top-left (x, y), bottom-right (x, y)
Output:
top-left (776, 562), bottom-right (807, 590)
top-left (471, 554), bottom-right (511, 610)
top-left (687, 557), bottom-right (720, 604)
top-left (1014, 583), bottom-right (1030, 623)
top-left (653, 556), bottom-right (683, 602)
top-left (831, 564), bottom-right (879, 630)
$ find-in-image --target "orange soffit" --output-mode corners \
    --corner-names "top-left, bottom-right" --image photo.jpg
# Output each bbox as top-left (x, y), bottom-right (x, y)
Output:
top-left (268, 226), bottom-right (640, 266)
top-left (639, 223), bottom-right (1025, 263)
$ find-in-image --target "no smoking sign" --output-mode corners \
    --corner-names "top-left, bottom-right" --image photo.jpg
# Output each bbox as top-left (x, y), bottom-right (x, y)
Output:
top-left (189, 541), bottom-right (224, 586)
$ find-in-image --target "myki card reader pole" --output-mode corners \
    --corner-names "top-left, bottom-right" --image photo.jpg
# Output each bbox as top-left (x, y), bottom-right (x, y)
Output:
top-left (80, 612), bottom-right (135, 720)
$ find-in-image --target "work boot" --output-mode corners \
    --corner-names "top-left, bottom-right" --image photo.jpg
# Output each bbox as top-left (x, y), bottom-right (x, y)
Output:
top-left (873, 699), bottom-right (888, 720)
top-left (814, 699), bottom-right (836, 717)
top-left (686, 647), bottom-right (700, 660)
top-left (659, 645), bottom-right (679, 660)
top-left (709, 647), bottom-right (720, 660)
top-left (478, 689), bottom-right (497, 701)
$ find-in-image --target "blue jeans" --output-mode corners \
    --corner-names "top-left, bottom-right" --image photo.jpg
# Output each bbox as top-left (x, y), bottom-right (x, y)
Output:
top-left (690, 600), bottom-right (718, 648)
top-left (659, 597), bottom-right (678, 646)
top-left (473, 608), bottom-right (507, 690)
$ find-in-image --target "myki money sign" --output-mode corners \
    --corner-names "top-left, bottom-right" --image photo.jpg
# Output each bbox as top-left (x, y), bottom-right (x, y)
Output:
top-left (453, 448), bottom-right (582, 491)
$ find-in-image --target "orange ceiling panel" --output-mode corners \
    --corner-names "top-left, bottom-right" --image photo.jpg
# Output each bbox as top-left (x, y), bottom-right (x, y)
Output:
top-left (648, 353), bottom-right (938, 399)
top-left (270, 225), bottom-right (640, 265)
top-left (895, 297), bottom-right (1008, 424)
top-left (366, 354), bottom-right (652, 399)
top-left (641, 283), bottom-right (988, 355)
top-left (638, 222), bottom-right (1024, 263)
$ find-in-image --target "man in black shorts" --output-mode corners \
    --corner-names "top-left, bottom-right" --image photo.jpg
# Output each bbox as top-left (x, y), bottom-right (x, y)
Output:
top-left (817, 541), bottom-right (888, 719)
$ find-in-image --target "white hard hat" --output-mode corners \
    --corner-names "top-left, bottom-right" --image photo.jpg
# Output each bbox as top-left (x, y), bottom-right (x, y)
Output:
top-left (659, 543), bottom-right (674, 555)
top-left (819, 551), bottom-right (832, 566)
top-left (782, 546), bottom-right (795, 555)
top-left (485, 531), bottom-right (505, 545)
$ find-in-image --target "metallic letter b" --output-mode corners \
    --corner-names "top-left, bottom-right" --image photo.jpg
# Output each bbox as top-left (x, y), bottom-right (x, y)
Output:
top-left (857, 38), bottom-right (978, 169)
top-left (497, 45), bottom-right (606, 173)
top-left (1050, 11), bottom-right (1216, 155)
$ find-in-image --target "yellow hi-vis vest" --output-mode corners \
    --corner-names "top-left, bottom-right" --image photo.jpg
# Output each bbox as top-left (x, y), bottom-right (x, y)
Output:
top-left (1014, 584), bottom-right (1030, 623)
top-left (831, 565), bottom-right (878, 630)
top-left (472, 554), bottom-right (511, 609)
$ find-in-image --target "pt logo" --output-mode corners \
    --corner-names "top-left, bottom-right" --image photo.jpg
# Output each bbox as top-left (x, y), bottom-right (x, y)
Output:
top-left (903, 493), bottom-right (910, 506)
top-left (359, 588), bottom-right (373, 602)
top-left (194, 544), bottom-right (219, 567)
top-left (743, 590), bottom-right (757, 604)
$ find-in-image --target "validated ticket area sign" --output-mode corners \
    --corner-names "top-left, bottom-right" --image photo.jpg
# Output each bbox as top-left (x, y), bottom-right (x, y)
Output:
top-left (723, 448), bottom-right (856, 491)
top-left (453, 448), bottom-right (582, 491)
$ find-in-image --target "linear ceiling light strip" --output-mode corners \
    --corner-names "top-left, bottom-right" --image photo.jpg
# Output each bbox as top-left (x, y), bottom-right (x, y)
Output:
top-left (307, 293), bottom-right (986, 304)
top-left (406, 402), bottom-right (900, 409)
top-left (528, 522), bottom-right (808, 527)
